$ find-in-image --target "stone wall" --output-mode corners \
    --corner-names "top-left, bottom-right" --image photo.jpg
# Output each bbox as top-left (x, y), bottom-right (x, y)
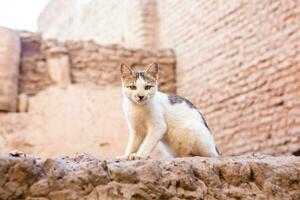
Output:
top-left (19, 31), bottom-right (176, 96)
top-left (156, 0), bottom-right (300, 156)
top-left (0, 153), bottom-right (299, 199)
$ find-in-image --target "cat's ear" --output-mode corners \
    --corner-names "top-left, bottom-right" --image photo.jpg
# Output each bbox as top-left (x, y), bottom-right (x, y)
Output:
top-left (145, 63), bottom-right (159, 79)
top-left (120, 63), bottom-right (133, 80)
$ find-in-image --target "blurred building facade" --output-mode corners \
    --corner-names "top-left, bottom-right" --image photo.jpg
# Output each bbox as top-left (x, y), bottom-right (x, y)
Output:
top-left (38, 0), bottom-right (300, 156)
top-left (0, 0), bottom-right (299, 157)
top-left (0, 30), bottom-right (175, 158)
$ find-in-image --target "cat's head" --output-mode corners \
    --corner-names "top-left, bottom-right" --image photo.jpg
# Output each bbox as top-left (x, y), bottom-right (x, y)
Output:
top-left (120, 63), bottom-right (158, 105)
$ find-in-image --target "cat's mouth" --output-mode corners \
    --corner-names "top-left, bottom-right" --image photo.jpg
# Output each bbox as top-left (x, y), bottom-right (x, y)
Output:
top-left (134, 98), bottom-right (147, 105)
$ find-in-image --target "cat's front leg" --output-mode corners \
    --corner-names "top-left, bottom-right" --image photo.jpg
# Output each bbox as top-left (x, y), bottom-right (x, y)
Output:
top-left (136, 123), bottom-right (166, 158)
top-left (124, 129), bottom-right (144, 157)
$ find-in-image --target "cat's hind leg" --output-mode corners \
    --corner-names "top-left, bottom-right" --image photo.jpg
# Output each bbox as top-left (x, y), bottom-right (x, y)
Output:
top-left (191, 124), bottom-right (219, 157)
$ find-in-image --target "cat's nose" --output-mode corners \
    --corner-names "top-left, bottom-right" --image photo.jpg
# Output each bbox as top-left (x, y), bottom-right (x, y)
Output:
top-left (138, 95), bottom-right (144, 100)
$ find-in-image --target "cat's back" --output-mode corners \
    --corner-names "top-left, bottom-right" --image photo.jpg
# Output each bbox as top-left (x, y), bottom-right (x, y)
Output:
top-left (155, 92), bottom-right (205, 127)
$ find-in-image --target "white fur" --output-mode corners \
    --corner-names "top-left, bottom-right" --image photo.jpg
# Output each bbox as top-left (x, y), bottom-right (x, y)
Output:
top-left (122, 76), bottom-right (219, 158)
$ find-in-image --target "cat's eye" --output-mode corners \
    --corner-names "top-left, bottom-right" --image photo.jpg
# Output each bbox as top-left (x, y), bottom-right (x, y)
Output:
top-left (128, 85), bottom-right (137, 90)
top-left (145, 85), bottom-right (153, 90)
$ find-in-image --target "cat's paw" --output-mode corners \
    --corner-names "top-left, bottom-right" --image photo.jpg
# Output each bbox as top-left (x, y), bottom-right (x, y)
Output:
top-left (128, 153), bottom-right (151, 160)
top-left (128, 153), bottom-right (144, 160)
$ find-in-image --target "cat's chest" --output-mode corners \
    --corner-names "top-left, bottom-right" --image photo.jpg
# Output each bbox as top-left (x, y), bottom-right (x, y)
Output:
top-left (126, 106), bottom-right (154, 127)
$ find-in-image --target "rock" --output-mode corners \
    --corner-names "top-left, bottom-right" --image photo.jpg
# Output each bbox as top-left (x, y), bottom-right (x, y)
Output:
top-left (0, 27), bottom-right (21, 112)
top-left (29, 179), bottom-right (49, 197)
top-left (0, 154), bottom-right (299, 199)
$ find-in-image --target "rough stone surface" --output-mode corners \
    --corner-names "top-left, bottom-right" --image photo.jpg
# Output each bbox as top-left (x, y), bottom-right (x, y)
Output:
top-left (0, 153), bottom-right (299, 200)
top-left (19, 31), bottom-right (176, 96)
top-left (0, 27), bottom-right (20, 112)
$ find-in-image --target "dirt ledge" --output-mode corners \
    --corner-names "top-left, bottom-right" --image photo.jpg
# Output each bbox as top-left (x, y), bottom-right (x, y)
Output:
top-left (0, 153), bottom-right (299, 200)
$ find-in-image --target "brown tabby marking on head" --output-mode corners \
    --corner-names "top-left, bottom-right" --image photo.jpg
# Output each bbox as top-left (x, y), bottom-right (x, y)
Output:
top-left (121, 63), bottom-right (157, 85)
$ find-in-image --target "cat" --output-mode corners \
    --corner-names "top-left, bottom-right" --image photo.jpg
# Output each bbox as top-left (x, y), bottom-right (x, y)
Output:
top-left (120, 63), bottom-right (219, 159)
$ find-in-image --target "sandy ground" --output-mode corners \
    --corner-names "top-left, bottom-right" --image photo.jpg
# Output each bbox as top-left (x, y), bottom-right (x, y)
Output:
top-left (0, 84), bottom-right (163, 158)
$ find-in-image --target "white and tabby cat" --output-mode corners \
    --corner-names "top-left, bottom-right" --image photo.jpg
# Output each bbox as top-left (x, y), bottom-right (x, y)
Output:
top-left (121, 63), bottom-right (219, 159)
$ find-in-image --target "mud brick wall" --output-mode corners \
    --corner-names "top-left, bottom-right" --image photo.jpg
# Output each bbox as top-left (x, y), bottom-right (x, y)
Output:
top-left (19, 32), bottom-right (176, 96)
top-left (157, 0), bottom-right (300, 156)
top-left (19, 32), bottom-right (53, 95)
